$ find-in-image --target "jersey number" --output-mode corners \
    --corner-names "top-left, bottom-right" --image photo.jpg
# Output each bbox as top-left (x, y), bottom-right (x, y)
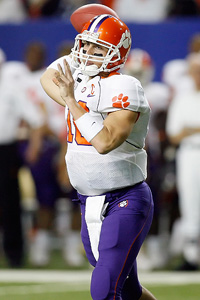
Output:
top-left (67, 101), bottom-right (91, 146)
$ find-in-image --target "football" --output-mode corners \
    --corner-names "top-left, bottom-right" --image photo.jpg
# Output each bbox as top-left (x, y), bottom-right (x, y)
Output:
top-left (70, 4), bottom-right (119, 33)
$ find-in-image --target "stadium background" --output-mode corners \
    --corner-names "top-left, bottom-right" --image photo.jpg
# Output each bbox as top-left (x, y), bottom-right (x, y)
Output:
top-left (0, 18), bottom-right (200, 81)
top-left (1, 13), bottom-right (200, 300)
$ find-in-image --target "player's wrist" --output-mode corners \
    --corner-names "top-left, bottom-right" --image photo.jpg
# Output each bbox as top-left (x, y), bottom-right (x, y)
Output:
top-left (61, 95), bottom-right (76, 108)
top-left (75, 113), bottom-right (104, 142)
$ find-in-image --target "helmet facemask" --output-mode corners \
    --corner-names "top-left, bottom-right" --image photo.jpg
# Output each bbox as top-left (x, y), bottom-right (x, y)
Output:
top-left (71, 30), bottom-right (124, 76)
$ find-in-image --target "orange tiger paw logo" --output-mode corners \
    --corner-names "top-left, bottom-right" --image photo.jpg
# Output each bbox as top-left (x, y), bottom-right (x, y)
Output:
top-left (112, 93), bottom-right (130, 108)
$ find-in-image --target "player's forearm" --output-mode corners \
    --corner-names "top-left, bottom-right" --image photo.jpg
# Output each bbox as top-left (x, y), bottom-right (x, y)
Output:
top-left (91, 110), bottom-right (137, 154)
top-left (90, 126), bottom-right (126, 154)
top-left (75, 114), bottom-right (118, 154)
top-left (64, 97), bottom-right (87, 120)
top-left (40, 69), bottom-right (66, 107)
top-left (75, 110), bottom-right (136, 154)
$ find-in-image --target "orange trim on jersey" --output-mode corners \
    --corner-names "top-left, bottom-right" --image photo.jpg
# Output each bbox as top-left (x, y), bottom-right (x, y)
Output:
top-left (101, 71), bottom-right (120, 79)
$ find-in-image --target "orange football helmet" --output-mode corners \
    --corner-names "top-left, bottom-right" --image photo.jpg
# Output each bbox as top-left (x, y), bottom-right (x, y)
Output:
top-left (71, 14), bottom-right (132, 76)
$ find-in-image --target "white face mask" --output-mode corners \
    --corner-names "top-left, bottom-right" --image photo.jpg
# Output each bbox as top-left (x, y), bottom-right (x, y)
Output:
top-left (77, 47), bottom-right (104, 76)
top-left (71, 31), bottom-right (125, 76)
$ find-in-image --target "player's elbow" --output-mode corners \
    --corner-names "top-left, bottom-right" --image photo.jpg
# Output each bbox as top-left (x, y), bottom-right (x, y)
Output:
top-left (40, 68), bottom-right (58, 88)
top-left (97, 146), bottom-right (110, 155)
top-left (92, 141), bottom-right (110, 154)
top-left (92, 137), bottom-right (120, 155)
top-left (91, 126), bottom-right (127, 154)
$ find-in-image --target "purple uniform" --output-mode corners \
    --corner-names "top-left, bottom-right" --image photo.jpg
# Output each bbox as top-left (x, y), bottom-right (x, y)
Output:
top-left (77, 182), bottom-right (153, 299)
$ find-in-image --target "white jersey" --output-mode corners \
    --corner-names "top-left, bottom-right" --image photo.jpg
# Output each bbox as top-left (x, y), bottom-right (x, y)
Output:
top-left (21, 69), bottom-right (66, 137)
top-left (0, 61), bottom-right (44, 144)
top-left (0, 82), bottom-right (43, 144)
top-left (162, 59), bottom-right (195, 97)
top-left (166, 90), bottom-right (200, 147)
top-left (48, 56), bottom-right (151, 196)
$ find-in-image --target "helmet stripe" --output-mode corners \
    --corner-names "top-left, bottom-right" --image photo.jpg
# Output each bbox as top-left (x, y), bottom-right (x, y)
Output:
top-left (87, 16), bottom-right (98, 31)
top-left (88, 14), bottom-right (111, 33)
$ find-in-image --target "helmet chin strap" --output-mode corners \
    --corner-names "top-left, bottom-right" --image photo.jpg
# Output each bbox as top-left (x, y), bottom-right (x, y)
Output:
top-left (80, 62), bottom-right (100, 77)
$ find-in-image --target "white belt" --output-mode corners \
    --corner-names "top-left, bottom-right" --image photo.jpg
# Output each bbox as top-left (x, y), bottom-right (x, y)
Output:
top-left (85, 195), bottom-right (108, 261)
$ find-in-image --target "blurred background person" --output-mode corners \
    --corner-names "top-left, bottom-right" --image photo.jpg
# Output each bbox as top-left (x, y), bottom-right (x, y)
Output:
top-left (0, 0), bottom-right (27, 23)
top-left (0, 50), bottom-right (44, 268)
top-left (55, 40), bottom-right (85, 267)
top-left (162, 32), bottom-right (200, 98)
top-left (168, 0), bottom-right (200, 17)
top-left (22, 0), bottom-right (61, 19)
top-left (111, 0), bottom-right (170, 22)
top-left (166, 52), bottom-right (200, 271)
top-left (17, 40), bottom-right (62, 267)
top-left (21, 0), bottom-right (99, 19)
top-left (18, 40), bottom-right (84, 267)
top-left (123, 48), bottom-right (175, 270)
top-left (161, 34), bottom-right (200, 262)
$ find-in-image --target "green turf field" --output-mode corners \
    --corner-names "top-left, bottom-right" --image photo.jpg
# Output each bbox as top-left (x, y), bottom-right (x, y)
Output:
top-left (0, 282), bottom-right (200, 300)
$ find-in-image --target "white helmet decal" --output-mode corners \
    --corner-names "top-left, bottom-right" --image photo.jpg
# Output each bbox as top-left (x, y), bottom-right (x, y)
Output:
top-left (120, 30), bottom-right (131, 49)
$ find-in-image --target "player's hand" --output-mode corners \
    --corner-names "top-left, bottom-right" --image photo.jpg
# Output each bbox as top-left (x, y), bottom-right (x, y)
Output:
top-left (52, 59), bottom-right (75, 104)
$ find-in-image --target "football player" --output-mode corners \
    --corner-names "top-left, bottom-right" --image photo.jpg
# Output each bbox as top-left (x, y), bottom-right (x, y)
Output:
top-left (41, 13), bottom-right (157, 300)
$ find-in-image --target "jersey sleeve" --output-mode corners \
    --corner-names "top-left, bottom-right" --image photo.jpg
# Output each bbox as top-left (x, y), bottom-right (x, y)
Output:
top-left (47, 55), bottom-right (76, 74)
top-left (98, 74), bottom-right (150, 114)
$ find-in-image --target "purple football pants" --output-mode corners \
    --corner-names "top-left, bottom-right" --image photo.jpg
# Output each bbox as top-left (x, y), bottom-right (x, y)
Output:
top-left (77, 181), bottom-right (154, 300)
